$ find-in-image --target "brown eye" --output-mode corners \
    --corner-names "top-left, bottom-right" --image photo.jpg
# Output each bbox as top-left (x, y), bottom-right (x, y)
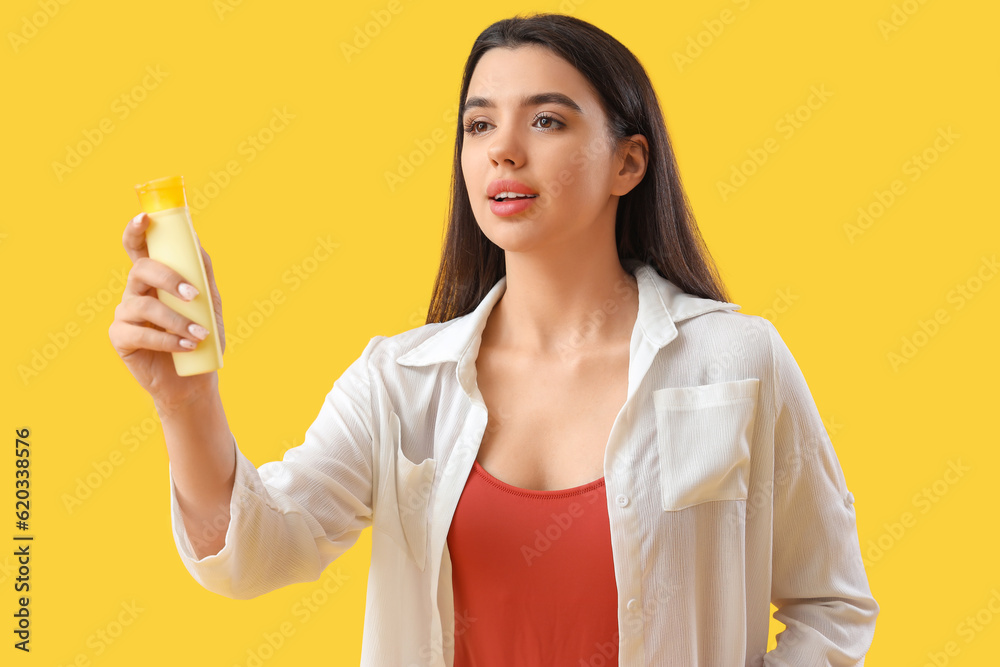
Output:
top-left (464, 120), bottom-right (489, 135)
top-left (534, 114), bottom-right (563, 131)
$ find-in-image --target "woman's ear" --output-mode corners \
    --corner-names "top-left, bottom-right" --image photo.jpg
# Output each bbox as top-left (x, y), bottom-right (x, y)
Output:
top-left (611, 134), bottom-right (649, 197)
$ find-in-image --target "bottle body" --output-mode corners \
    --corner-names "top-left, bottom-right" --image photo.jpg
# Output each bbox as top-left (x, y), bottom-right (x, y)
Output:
top-left (134, 176), bottom-right (223, 377)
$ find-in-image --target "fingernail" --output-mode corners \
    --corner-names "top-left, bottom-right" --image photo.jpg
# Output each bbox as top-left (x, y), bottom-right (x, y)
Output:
top-left (132, 212), bottom-right (145, 227)
top-left (179, 339), bottom-right (197, 349)
top-left (188, 323), bottom-right (209, 340)
top-left (178, 282), bottom-right (199, 300)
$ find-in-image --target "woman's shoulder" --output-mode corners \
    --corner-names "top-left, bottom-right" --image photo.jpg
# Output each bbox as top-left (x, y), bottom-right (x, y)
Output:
top-left (361, 317), bottom-right (464, 371)
top-left (677, 306), bottom-right (775, 346)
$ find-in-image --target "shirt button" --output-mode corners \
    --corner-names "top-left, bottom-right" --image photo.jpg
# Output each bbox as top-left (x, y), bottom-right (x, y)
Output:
top-left (616, 494), bottom-right (630, 507)
top-left (626, 598), bottom-right (639, 612)
top-left (845, 491), bottom-right (855, 507)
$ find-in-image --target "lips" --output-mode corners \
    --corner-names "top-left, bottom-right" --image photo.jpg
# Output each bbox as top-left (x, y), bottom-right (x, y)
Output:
top-left (492, 192), bottom-right (538, 202)
top-left (488, 194), bottom-right (538, 216)
top-left (487, 178), bottom-right (538, 199)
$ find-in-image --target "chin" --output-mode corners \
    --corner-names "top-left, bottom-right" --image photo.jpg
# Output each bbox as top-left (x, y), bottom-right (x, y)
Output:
top-left (480, 224), bottom-right (549, 256)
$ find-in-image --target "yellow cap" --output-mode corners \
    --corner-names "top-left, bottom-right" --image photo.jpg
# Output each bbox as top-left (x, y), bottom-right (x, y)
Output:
top-left (134, 175), bottom-right (187, 212)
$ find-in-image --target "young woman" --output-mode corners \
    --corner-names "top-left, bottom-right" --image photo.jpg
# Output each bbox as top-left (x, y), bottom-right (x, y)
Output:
top-left (110, 12), bottom-right (878, 667)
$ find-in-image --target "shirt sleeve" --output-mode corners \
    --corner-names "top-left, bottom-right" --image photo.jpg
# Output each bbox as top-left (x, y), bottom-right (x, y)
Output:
top-left (167, 336), bottom-right (379, 600)
top-left (762, 320), bottom-right (879, 665)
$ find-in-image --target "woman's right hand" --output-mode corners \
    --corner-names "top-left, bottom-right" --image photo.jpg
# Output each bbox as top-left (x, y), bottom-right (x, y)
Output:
top-left (108, 212), bottom-right (227, 409)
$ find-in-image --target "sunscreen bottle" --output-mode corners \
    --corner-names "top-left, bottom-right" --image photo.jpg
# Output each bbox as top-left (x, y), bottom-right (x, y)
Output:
top-left (134, 175), bottom-right (224, 377)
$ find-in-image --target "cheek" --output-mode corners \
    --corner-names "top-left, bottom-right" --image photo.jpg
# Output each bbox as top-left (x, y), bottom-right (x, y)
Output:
top-left (461, 151), bottom-right (479, 196)
top-left (551, 158), bottom-right (607, 206)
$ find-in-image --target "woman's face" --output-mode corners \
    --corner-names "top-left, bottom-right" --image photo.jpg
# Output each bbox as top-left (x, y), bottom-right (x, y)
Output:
top-left (461, 45), bottom-right (636, 255)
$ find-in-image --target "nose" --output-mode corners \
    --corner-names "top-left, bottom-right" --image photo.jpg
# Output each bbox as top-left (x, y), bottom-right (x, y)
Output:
top-left (486, 124), bottom-right (525, 168)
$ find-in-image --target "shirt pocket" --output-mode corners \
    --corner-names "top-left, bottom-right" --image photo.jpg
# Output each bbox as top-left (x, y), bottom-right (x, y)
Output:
top-left (388, 410), bottom-right (436, 572)
top-left (652, 378), bottom-right (760, 512)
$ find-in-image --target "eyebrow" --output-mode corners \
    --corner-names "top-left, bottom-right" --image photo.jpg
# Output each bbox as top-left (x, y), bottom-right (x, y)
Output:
top-left (460, 92), bottom-right (584, 118)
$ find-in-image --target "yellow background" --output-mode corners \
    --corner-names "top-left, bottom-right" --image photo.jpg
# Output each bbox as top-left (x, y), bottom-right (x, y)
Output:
top-left (2, 0), bottom-right (998, 664)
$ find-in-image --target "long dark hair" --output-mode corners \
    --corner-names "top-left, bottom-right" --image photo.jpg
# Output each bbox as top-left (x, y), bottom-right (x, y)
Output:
top-left (425, 12), bottom-right (731, 324)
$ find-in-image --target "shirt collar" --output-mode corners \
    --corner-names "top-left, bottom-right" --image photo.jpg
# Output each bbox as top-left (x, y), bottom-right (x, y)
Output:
top-left (394, 258), bottom-right (740, 368)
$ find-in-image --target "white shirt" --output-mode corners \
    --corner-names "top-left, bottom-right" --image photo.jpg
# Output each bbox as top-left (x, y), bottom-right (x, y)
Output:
top-left (168, 258), bottom-right (879, 666)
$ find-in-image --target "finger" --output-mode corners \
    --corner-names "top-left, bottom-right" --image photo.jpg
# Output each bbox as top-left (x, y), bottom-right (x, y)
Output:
top-left (199, 243), bottom-right (216, 290)
top-left (199, 244), bottom-right (222, 303)
top-left (123, 213), bottom-right (151, 264)
top-left (194, 242), bottom-right (225, 355)
top-left (124, 256), bottom-right (201, 301)
top-left (116, 295), bottom-right (211, 342)
top-left (109, 319), bottom-right (200, 356)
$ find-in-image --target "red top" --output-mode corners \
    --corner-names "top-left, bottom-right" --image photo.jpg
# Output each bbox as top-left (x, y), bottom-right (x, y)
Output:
top-left (446, 459), bottom-right (620, 666)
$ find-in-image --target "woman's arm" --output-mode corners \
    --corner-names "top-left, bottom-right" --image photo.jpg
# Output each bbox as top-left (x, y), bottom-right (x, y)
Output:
top-left (762, 319), bottom-right (880, 665)
top-left (167, 337), bottom-right (379, 600)
top-left (157, 374), bottom-right (237, 560)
